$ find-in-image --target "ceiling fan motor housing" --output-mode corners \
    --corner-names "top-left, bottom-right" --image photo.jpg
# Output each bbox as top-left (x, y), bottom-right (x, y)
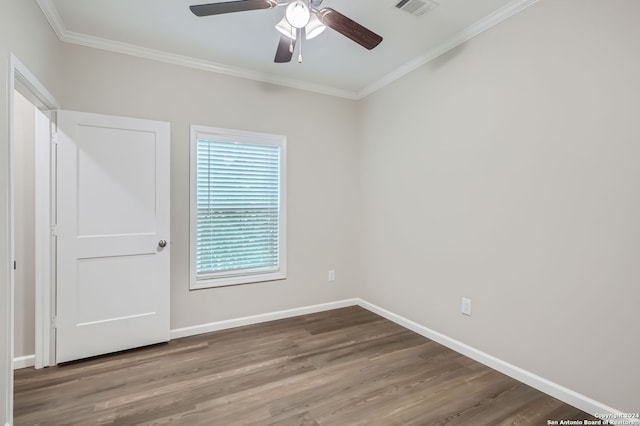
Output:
top-left (286, 0), bottom-right (311, 28)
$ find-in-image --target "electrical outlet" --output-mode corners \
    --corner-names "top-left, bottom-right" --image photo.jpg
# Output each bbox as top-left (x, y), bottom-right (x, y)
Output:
top-left (461, 297), bottom-right (472, 316)
top-left (328, 270), bottom-right (336, 282)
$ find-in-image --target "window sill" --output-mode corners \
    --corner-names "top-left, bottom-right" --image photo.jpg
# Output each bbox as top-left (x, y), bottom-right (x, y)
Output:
top-left (189, 271), bottom-right (287, 290)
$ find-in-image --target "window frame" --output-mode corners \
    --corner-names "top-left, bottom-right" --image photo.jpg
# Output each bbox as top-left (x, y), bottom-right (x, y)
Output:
top-left (189, 125), bottom-right (287, 290)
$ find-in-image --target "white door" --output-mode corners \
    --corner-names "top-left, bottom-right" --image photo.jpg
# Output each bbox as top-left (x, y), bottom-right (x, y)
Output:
top-left (55, 110), bottom-right (170, 363)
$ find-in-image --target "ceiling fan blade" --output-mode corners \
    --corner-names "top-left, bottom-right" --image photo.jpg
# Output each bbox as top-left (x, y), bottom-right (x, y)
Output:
top-left (274, 35), bottom-right (296, 63)
top-left (190, 0), bottom-right (277, 17)
top-left (318, 8), bottom-right (383, 50)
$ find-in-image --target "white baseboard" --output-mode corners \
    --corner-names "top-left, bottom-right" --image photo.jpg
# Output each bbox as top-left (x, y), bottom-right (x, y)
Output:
top-left (170, 298), bottom-right (359, 339)
top-left (13, 354), bottom-right (35, 370)
top-left (356, 299), bottom-right (638, 424)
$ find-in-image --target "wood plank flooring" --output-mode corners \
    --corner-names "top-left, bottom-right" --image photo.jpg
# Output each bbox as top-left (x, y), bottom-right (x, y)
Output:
top-left (14, 306), bottom-right (595, 425)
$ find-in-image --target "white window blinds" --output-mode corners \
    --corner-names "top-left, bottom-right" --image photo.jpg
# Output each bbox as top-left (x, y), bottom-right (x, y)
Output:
top-left (190, 126), bottom-right (286, 289)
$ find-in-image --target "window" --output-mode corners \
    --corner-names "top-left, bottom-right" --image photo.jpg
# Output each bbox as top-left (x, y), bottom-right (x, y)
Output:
top-left (190, 125), bottom-right (286, 289)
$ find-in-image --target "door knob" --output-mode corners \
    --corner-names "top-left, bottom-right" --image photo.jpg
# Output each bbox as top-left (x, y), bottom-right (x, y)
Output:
top-left (158, 240), bottom-right (167, 248)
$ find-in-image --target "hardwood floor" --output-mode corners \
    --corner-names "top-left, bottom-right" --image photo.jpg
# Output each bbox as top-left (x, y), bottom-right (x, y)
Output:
top-left (14, 306), bottom-right (595, 425)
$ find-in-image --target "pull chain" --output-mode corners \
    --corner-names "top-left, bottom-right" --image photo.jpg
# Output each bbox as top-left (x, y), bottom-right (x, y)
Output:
top-left (289, 26), bottom-right (294, 53)
top-left (298, 28), bottom-right (303, 63)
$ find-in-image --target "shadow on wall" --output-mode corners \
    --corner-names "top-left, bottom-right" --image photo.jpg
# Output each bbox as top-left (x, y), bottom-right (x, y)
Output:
top-left (425, 43), bottom-right (467, 72)
top-left (258, 80), bottom-right (298, 95)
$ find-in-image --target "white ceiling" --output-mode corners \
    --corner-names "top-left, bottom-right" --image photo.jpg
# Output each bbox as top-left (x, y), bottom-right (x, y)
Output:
top-left (37, 0), bottom-right (535, 99)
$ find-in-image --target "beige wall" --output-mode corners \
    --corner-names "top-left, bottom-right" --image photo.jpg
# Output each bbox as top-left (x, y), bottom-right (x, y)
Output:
top-left (359, 0), bottom-right (640, 412)
top-left (12, 91), bottom-right (36, 359)
top-left (57, 45), bottom-right (362, 329)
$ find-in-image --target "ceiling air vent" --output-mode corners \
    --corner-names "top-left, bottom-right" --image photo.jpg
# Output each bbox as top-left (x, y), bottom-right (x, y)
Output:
top-left (394, 0), bottom-right (439, 17)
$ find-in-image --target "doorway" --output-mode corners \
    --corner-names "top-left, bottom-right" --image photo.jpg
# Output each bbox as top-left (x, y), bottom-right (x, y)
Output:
top-left (12, 90), bottom-right (37, 369)
top-left (10, 61), bottom-right (171, 371)
top-left (12, 85), bottom-right (55, 371)
top-left (10, 56), bottom-right (59, 363)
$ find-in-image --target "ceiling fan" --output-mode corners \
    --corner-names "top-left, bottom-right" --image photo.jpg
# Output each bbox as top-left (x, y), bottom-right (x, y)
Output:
top-left (190, 0), bottom-right (383, 63)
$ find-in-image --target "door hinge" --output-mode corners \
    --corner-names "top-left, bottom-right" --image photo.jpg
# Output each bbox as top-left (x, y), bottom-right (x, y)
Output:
top-left (51, 225), bottom-right (58, 237)
top-left (51, 316), bottom-right (57, 328)
top-left (13, 260), bottom-right (16, 270)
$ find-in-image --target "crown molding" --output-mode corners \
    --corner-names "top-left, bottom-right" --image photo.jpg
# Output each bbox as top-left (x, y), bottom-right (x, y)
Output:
top-left (60, 30), bottom-right (360, 100)
top-left (35, 0), bottom-right (67, 39)
top-left (36, 0), bottom-right (538, 101)
top-left (357, 0), bottom-right (539, 99)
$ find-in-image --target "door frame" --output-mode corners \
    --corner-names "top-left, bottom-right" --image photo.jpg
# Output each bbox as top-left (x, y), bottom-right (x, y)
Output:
top-left (7, 52), bottom-right (59, 389)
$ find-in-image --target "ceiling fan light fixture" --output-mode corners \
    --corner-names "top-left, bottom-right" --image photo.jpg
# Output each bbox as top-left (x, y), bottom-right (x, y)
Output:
top-left (305, 12), bottom-right (326, 39)
top-left (275, 17), bottom-right (297, 39)
top-left (285, 0), bottom-right (311, 29)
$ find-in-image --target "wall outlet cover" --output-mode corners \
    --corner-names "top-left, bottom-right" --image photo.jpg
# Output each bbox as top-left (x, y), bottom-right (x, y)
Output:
top-left (461, 297), bottom-right (472, 316)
